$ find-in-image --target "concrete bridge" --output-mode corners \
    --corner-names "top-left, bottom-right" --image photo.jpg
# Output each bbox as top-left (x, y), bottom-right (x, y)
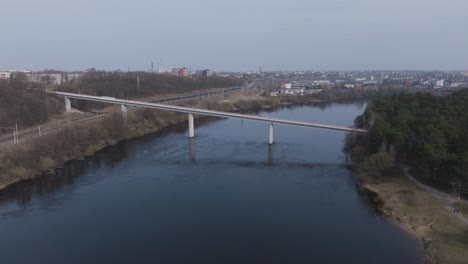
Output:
top-left (49, 91), bottom-right (368, 145)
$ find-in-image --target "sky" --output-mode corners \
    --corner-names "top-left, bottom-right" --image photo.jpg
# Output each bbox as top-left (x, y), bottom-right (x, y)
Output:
top-left (1, 0), bottom-right (467, 72)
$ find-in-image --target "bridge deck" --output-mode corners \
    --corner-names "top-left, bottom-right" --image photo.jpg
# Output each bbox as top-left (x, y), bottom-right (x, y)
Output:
top-left (48, 91), bottom-right (368, 134)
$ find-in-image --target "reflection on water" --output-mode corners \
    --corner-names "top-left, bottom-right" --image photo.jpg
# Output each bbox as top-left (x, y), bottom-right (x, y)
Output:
top-left (189, 138), bottom-right (195, 162)
top-left (0, 142), bottom-right (128, 207)
top-left (268, 144), bottom-right (273, 165)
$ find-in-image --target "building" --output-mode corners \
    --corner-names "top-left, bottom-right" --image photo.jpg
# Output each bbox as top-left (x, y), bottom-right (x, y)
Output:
top-left (464, 71), bottom-right (468, 77)
top-left (202, 69), bottom-right (213, 77)
top-left (436, 79), bottom-right (446, 88)
top-left (23, 72), bottom-right (82, 85)
top-left (171, 68), bottom-right (180, 75)
top-left (451, 82), bottom-right (466, 88)
top-left (0, 71), bottom-right (11, 81)
top-left (195, 69), bottom-right (214, 77)
top-left (415, 82), bottom-right (433, 89)
top-left (312, 80), bottom-right (331, 88)
top-left (176, 67), bottom-right (189, 77)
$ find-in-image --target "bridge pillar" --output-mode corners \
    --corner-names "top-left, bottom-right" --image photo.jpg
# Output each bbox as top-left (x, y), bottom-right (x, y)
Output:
top-left (268, 123), bottom-right (274, 145)
top-left (188, 113), bottom-right (194, 138)
top-left (65, 97), bottom-right (71, 112)
top-left (121, 104), bottom-right (128, 121)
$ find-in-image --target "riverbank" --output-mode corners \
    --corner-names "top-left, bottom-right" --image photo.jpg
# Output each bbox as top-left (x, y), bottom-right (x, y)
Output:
top-left (355, 165), bottom-right (468, 263)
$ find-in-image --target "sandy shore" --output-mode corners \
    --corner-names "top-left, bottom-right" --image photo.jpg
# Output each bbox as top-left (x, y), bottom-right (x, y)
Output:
top-left (356, 167), bottom-right (468, 264)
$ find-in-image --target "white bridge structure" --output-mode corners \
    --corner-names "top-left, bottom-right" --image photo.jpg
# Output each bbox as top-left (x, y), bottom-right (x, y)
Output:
top-left (50, 91), bottom-right (368, 145)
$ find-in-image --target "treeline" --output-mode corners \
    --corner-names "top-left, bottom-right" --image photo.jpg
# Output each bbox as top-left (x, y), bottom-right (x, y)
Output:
top-left (0, 83), bottom-right (62, 129)
top-left (59, 72), bottom-right (243, 99)
top-left (352, 89), bottom-right (468, 190)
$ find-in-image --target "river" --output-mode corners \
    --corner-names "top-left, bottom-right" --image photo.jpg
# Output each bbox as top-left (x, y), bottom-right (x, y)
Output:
top-left (0, 101), bottom-right (422, 263)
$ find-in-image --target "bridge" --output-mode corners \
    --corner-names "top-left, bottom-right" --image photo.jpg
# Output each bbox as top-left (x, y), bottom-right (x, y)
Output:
top-left (49, 91), bottom-right (368, 145)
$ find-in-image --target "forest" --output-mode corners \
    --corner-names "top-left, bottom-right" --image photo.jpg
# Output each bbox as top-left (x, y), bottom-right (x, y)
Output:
top-left (0, 73), bottom-right (242, 128)
top-left (59, 72), bottom-right (243, 99)
top-left (359, 89), bottom-right (468, 189)
top-left (0, 83), bottom-right (62, 129)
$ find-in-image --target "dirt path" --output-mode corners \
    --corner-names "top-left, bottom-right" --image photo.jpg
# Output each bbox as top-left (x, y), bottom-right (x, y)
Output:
top-left (403, 167), bottom-right (468, 225)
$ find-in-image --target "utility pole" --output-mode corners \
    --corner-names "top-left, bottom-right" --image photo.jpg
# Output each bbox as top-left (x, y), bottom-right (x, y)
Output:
top-left (137, 75), bottom-right (140, 90)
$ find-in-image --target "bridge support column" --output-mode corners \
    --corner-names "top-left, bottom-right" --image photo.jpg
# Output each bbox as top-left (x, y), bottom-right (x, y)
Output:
top-left (188, 113), bottom-right (194, 138)
top-left (121, 104), bottom-right (128, 122)
top-left (65, 97), bottom-right (71, 112)
top-left (268, 123), bottom-right (274, 145)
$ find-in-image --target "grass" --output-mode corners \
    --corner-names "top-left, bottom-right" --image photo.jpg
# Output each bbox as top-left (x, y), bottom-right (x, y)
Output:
top-left (454, 202), bottom-right (468, 220)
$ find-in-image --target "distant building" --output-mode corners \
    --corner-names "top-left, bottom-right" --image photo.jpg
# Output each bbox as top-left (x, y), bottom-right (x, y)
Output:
top-left (312, 80), bottom-right (331, 87)
top-left (178, 67), bottom-right (189, 77)
top-left (202, 69), bottom-right (213, 77)
top-left (195, 69), bottom-right (214, 77)
top-left (415, 82), bottom-right (433, 89)
top-left (0, 71), bottom-right (11, 81)
top-left (22, 72), bottom-right (82, 85)
top-left (451, 82), bottom-right (466, 88)
top-left (464, 71), bottom-right (468, 77)
top-left (436, 79), bottom-right (446, 88)
top-left (171, 68), bottom-right (180, 75)
top-left (282, 83), bottom-right (292, 89)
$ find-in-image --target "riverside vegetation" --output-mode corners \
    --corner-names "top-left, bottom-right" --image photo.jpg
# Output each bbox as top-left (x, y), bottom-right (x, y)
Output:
top-left (0, 82), bottom-right (62, 129)
top-left (345, 89), bottom-right (468, 264)
top-left (360, 89), bottom-right (468, 193)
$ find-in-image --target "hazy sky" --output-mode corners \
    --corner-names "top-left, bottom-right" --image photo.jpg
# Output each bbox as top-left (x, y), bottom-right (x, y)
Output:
top-left (1, 0), bottom-right (467, 71)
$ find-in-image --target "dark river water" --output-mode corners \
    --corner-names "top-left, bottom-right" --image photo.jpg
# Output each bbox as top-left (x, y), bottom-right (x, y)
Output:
top-left (0, 101), bottom-right (422, 263)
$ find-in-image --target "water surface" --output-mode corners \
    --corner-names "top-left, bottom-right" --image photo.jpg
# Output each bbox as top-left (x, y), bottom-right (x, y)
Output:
top-left (0, 101), bottom-right (422, 263)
